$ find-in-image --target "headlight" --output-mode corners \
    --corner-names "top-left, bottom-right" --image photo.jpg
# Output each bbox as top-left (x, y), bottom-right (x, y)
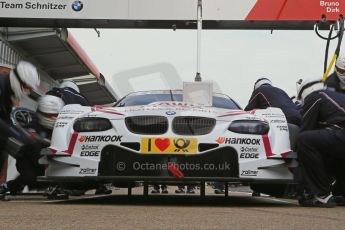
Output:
top-left (73, 118), bottom-right (112, 132)
top-left (228, 120), bottom-right (269, 135)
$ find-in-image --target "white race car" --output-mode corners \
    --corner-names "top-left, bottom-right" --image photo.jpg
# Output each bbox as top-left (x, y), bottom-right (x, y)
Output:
top-left (39, 89), bottom-right (298, 196)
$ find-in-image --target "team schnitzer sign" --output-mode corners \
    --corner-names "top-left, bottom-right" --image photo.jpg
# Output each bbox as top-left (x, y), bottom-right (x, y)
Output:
top-left (0, 0), bottom-right (197, 20)
top-left (0, 0), bottom-right (343, 28)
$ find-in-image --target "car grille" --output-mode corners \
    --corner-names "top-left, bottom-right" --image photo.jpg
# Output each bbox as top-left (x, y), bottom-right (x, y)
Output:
top-left (125, 116), bottom-right (168, 134)
top-left (172, 117), bottom-right (216, 135)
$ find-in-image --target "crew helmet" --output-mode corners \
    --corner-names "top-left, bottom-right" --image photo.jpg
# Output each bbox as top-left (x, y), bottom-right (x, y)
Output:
top-left (60, 80), bottom-right (80, 93)
top-left (37, 95), bottom-right (65, 129)
top-left (10, 60), bottom-right (40, 98)
top-left (296, 78), bottom-right (324, 103)
top-left (335, 54), bottom-right (345, 84)
top-left (254, 78), bottom-right (272, 90)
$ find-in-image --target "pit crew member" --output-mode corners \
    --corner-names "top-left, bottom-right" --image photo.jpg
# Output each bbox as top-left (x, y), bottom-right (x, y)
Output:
top-left (297, 79), bottom-right (345, 207)
top-left (47, 80), bottom-right (89, 106)
top-left (245, 78), bottom-right (301, 126)
top-left (0, 95), bottom-right (64, 197)
top-left (0, 61), bottom-right (39, 184)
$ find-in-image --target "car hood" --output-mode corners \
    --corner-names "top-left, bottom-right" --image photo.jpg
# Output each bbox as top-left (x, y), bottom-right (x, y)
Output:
top-left (96, 102), bottom-right (254, 120)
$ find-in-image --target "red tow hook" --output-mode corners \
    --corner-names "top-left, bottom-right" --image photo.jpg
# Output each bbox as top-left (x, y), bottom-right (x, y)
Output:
top-left (168, 163), bottom-right (184, 179)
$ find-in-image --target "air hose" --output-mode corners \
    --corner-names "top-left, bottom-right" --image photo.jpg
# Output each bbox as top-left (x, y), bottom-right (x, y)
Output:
top-left (315, 16), bottom-right (344, 81)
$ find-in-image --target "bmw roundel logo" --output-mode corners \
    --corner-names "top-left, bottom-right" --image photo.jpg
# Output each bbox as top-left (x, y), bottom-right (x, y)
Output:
top-left (166, 111), bottom-right (176, 115)
top-left (72, 1), bottom-right (83, 12)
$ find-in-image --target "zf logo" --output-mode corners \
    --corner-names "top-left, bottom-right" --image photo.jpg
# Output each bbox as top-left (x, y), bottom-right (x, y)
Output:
top-left (79, 168), bottom-right (96, 175)
top-left (241, 170), bottom-right (258, 176)
top-left (72, 0), bottom-right (83, 11)
top-left (173, 138), bottom-right (190, 152)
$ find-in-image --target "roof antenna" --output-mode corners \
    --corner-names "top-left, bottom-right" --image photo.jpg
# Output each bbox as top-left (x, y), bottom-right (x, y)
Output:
top-left (195, 0), bottom-right (202, 82)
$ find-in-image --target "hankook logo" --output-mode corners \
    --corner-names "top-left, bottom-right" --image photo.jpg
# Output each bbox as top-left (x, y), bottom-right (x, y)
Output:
top-left (72, 0), bottom-right (83, 11)
top-left (216, 137), bottom-right (261, 145)
top-left (78, 135), bottom-right (123, 143)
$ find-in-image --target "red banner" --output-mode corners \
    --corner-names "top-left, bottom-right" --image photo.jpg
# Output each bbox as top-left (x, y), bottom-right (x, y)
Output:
top-left (246, 0), bottom-right (344, 20)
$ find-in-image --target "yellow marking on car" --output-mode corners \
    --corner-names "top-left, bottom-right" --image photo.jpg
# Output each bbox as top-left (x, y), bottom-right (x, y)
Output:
top-left (141, 137), bottom-right (198, 154)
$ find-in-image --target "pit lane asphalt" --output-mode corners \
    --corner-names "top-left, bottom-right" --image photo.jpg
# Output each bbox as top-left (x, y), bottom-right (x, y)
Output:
top-left (1, 186), bottom-right (345, 230)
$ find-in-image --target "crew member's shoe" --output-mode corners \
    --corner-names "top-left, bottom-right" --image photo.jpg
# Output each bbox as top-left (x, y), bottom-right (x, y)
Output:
top-left (46, 185), bottom-right (69, 200)
top-left (95, 185), bottom-right (112, 195)
top-left (299, 194), bottom-right (336, 208)
top-left (151, 188), bottom-right (160, 194)
top-left (161, 187), bottom-right (169, 194)
top-left (214, 188), bottom-right (225, 194)
top-left (0, 183), bottom-right (8, 198)
top-left (175, 188), bottom-right (185, 193)
top-left (252, 191), bottom-right (261, 197)
top-left (187, 188), bottom-right (195, 194)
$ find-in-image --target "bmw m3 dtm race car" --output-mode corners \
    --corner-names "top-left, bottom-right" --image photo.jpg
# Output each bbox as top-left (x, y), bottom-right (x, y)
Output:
top-left (39, 88), bottom-right (298, 196)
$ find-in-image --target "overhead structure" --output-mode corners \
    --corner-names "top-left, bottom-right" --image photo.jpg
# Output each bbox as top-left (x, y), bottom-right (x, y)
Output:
top-left (0, 0), bottom-right (344, 92)
top-left (0, 27), bottom-right (118, 105)
top-left (0, 0), bottom-right (344, 29)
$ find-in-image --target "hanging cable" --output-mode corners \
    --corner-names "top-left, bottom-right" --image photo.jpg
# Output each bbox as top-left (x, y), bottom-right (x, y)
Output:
top-left (315, 22), bottom-right (339, 40)
top-left (316, 16), bottom-right (345, 81)
top-left (94, 28), bottom-right (101, 38)
top-left (323, 24), bottom-right (334, 74)
top-left (334, 16), bottom-right (344, 58)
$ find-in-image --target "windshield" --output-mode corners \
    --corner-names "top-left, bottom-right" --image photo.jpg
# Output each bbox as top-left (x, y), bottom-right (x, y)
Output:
top-left (114, 92), bottom-right (241, 109)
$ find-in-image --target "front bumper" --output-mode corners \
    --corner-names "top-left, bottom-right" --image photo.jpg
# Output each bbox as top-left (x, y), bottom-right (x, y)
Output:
top-left (38, 145), bottom-right (295, 185)
top-left (98, 145), bottom-right (239, 178)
